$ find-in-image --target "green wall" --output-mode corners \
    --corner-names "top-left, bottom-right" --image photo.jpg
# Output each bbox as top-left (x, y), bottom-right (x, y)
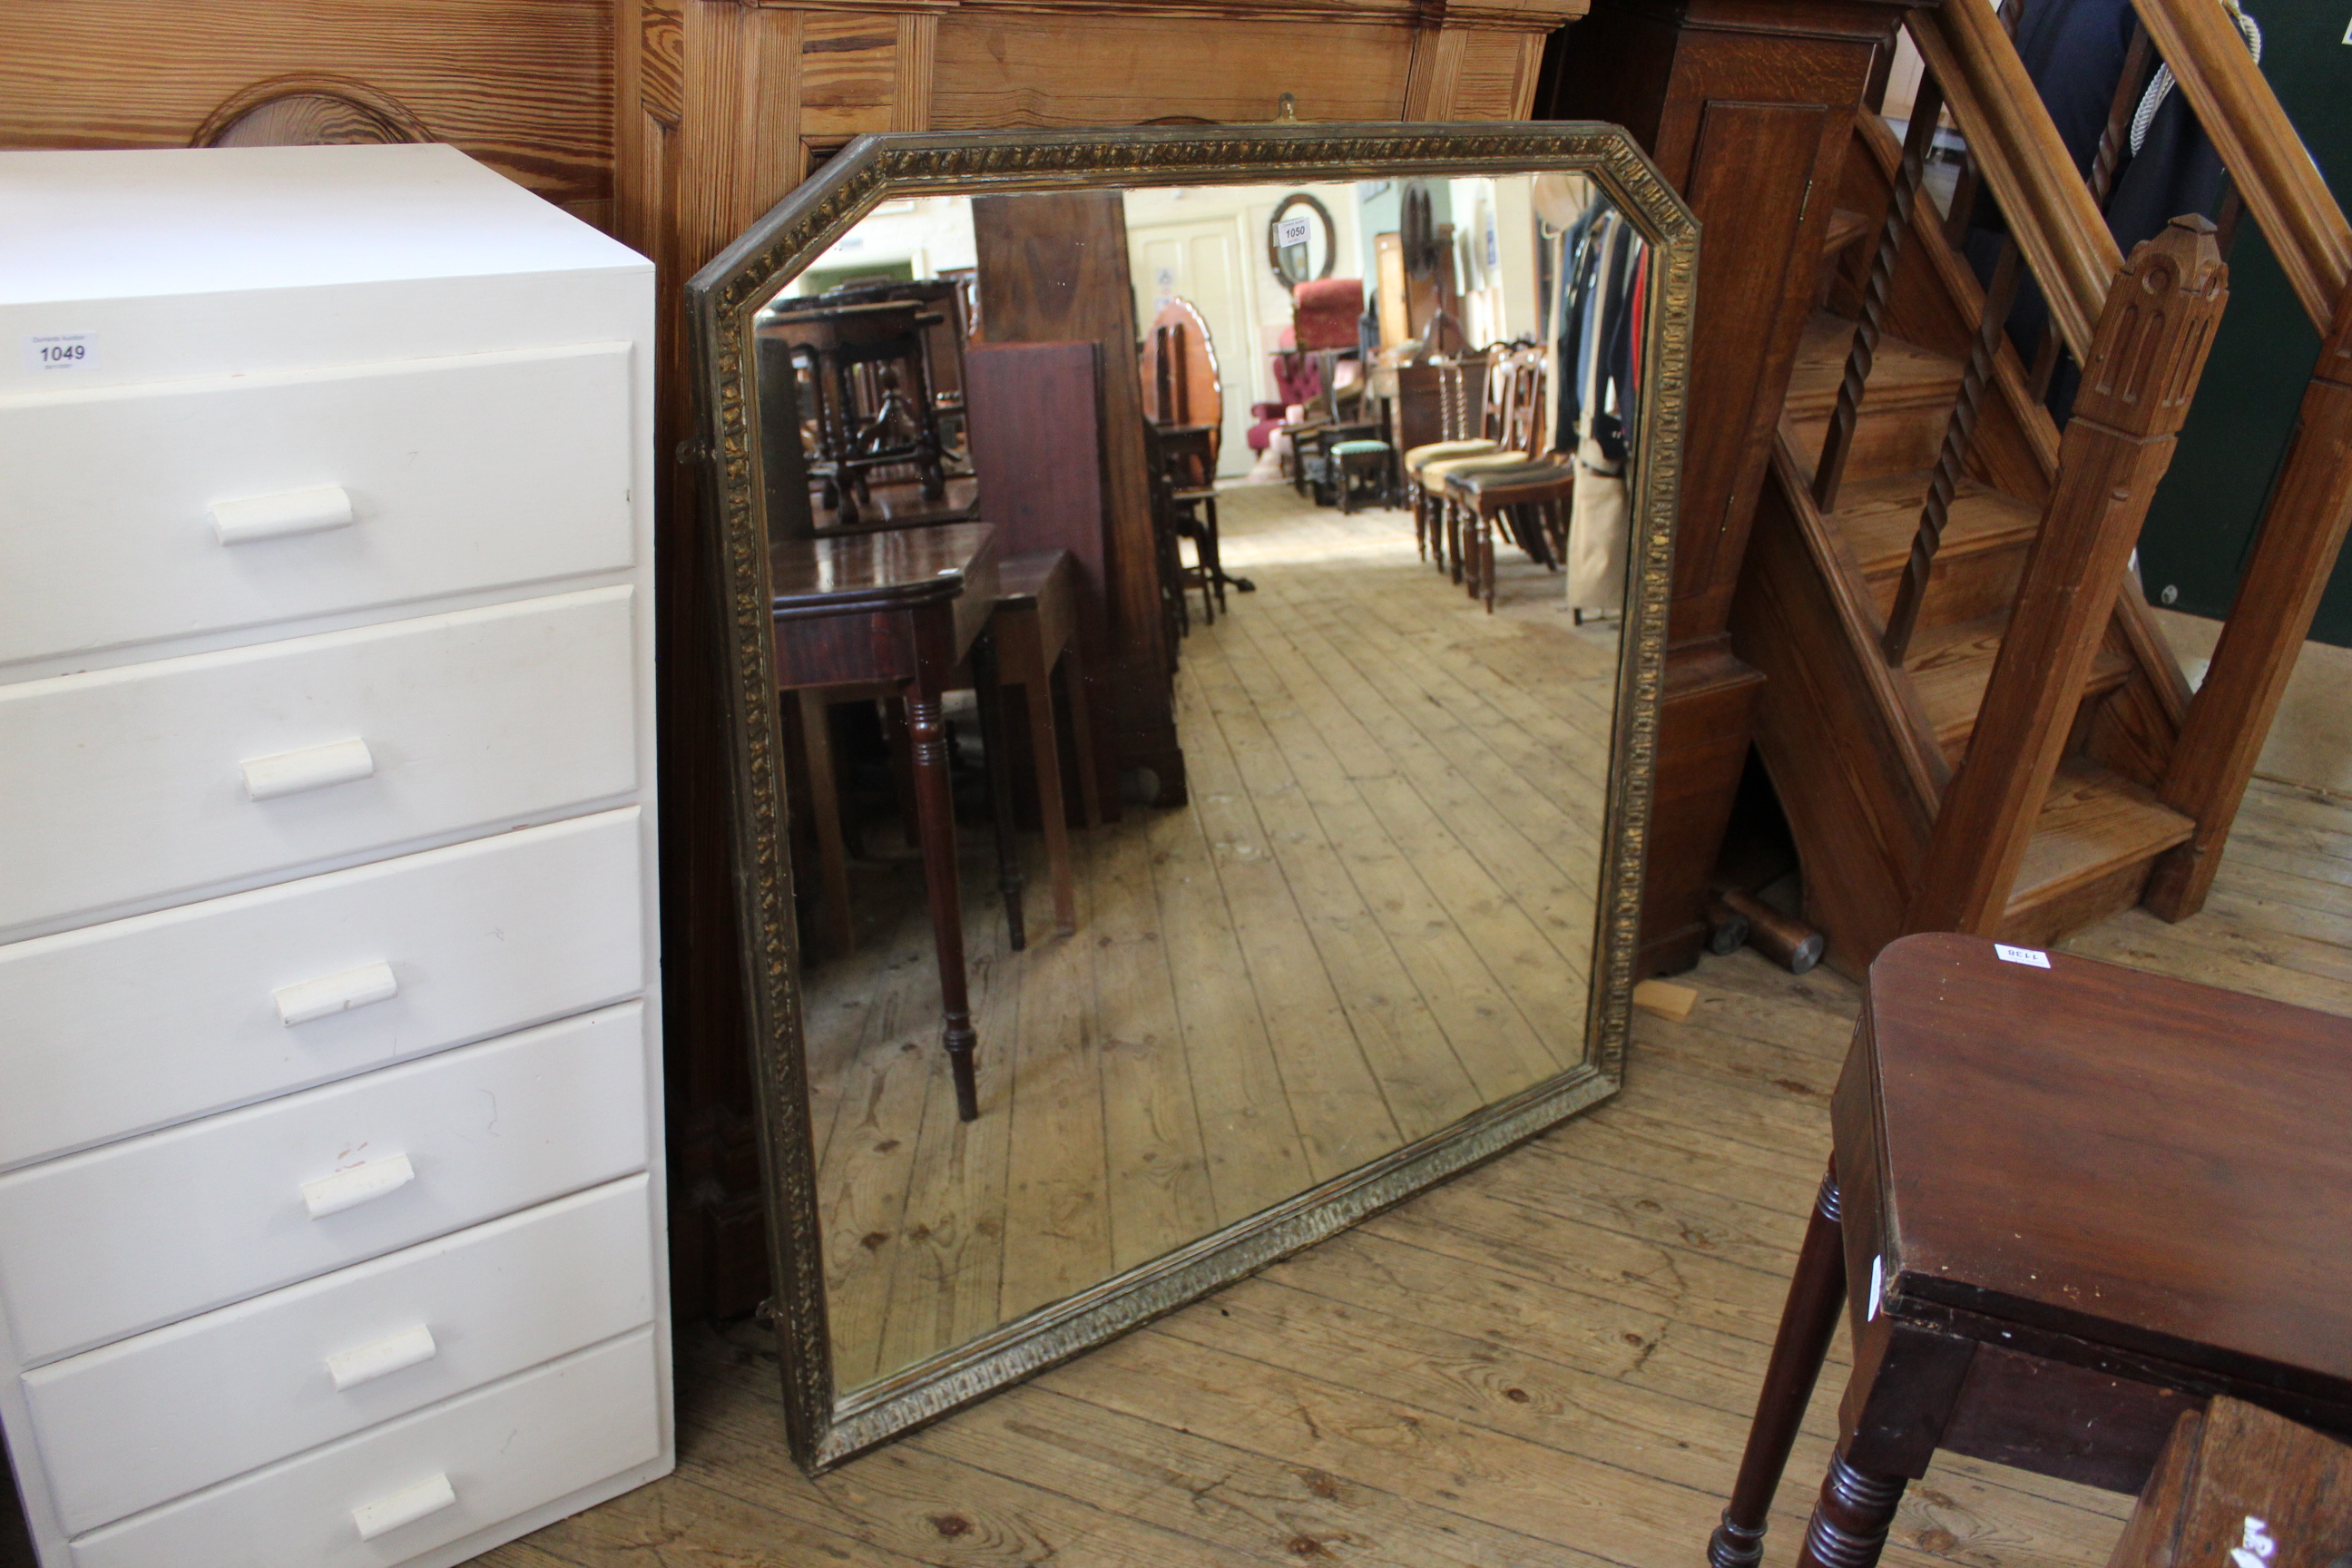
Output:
top-left (2135, 0), bottom-right (2352, 645)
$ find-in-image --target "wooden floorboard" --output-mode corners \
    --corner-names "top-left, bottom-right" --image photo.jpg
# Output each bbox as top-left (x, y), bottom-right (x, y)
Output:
top-left (10, 495), bottom-right (2350, 1568)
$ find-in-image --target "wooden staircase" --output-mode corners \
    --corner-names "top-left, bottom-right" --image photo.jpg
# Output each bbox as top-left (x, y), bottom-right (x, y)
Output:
top-left (1735, 91), bottom-right (2210, 975)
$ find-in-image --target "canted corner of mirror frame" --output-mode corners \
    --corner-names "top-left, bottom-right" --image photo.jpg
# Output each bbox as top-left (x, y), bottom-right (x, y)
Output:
top-left (682, 120), bottom-right (1699, 1474)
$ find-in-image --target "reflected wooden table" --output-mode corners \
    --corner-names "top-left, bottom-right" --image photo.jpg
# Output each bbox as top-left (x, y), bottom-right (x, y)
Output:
top-left (772, 522), bottom-right (1001, 1121)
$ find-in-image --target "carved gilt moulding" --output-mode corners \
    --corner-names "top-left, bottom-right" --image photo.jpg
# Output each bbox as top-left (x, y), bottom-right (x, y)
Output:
top-left (685, 120), bottom-right (1697, 1471)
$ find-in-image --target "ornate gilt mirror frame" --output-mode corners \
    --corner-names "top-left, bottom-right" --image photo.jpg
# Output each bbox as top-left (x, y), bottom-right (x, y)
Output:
top-left (685, 121), bottom-right (1697, 1472)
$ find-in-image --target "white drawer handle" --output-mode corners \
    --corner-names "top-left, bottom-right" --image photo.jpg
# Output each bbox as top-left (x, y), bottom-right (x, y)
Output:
top-left (326, 1324), bottom-right (438, 1391)
top-left (274, 961), bottom-right (399, 1027)
top-left (242, 737), bottom-right (375, 801)
top-left (210, 485), bottom-right (355, 545)
top-left (302, 1152), bottom-right (415, 1220)
top-left (352, 1473), bottom-right (456, 1541)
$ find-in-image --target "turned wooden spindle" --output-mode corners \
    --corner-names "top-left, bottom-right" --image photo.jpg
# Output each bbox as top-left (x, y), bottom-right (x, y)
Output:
top-left (2028, 20), bottom-right (2156, 401)
top-left (1882, 240), bottom-right (2025, 662)
top-left (1907, 217), bottom-right (2229, 936)
top-left (1815, 76), bottom-right (1948, 514)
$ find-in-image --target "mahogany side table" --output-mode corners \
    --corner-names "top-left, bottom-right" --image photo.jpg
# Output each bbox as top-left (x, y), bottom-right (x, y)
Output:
top-left (1713, 933), bottom-right (2352, 1568)
top-left (772, 522), bottom-right (1002, 1121)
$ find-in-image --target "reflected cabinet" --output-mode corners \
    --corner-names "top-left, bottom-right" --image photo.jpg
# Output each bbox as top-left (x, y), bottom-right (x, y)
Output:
top-left (685, 121), bottom-right (1695, 1468)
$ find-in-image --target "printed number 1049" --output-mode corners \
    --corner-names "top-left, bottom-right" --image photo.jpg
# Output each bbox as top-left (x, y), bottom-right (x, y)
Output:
top-left (36, 343), bottom-right (86, 366)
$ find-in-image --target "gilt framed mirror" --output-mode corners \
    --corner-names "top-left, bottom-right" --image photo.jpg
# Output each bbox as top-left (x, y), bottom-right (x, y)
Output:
top-left (686, 121), bottom-right (1696, 1471)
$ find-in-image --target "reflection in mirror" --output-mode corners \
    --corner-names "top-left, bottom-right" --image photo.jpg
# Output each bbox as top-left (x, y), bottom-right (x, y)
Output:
top-left (1267, 191), bottom-right (1335, 292)
top-left (752, 168), bottom-right (1655, 1396)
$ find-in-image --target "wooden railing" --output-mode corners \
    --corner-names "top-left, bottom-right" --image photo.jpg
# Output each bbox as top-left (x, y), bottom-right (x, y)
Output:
top-left (1808, 0), bottom-right (2352, 931)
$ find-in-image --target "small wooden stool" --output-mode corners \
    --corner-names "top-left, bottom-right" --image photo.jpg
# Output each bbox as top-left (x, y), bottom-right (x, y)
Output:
top-left (1329, 437), bottom-right (1394, 514)
top-left (1714, 934), bottom-right (2352, 1568)
top-left (988, 549), bottom-right (1102, 936)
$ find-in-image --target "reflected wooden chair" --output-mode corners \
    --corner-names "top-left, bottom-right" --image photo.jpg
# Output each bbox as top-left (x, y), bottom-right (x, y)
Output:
top-left (1446, 454), bottom-right (1572, 612)
top-left (1420, 348), bottom-right (1549, 588)
top-left (1148, 421), bottom-right (1229, 632)
top-left (1402, 348), bottom-right (1504, 571)
top-left (1713, 934), bottom-right (2352, 1568)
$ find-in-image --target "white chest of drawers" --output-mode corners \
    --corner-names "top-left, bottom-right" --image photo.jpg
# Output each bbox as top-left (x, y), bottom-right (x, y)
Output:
top-left (0, 144), bottom-right (668, 1568)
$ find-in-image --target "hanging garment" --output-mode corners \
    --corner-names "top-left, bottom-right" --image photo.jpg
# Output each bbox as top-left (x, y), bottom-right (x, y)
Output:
top-left (1569, 435), bottom-right (1631, 612)
top-left (1553, 198), bottom-right (1642, 612)
top-left (1968, 0), bottom-right (2238, 420)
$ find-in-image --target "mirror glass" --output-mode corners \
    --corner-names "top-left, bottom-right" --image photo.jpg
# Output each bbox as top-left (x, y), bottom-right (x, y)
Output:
top-left (750, 166), bottom-right (1657, 1394)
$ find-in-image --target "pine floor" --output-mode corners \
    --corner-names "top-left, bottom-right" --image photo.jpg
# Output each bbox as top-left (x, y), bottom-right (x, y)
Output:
top-left (804, 485), bottom-right (1622, 1389)
top-left (8, 507), bottom-right (2352, 1568)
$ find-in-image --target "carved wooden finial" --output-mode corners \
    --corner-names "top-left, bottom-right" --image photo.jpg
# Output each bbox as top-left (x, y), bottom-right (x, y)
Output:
top-left (2073, 213), bottom-right (2230, 437)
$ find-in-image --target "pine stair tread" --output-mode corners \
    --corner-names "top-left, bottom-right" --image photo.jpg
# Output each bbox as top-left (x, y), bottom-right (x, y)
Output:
top-left (1830, 471), bottom-right (2043, 578)
top-left (1905, 613), bottom-right (2134, 766)
top-left (2006, 758), bottom-right (2195, 915)
top-left (1784, 311), bottom-right (1964, 421)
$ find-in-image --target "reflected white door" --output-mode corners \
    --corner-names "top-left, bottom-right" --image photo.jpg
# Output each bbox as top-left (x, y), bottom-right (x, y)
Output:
top-left (1130, 217), bottom-right (1258, 478)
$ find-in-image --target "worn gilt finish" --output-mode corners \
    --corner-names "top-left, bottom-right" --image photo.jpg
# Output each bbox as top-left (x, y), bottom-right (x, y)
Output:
top-left (684, 121), bottom-right (1695, 1470)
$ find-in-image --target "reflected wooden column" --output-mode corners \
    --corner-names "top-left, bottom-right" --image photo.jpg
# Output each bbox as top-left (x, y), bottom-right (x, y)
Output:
top-left (1540, 0), bottom-right (1931, 975)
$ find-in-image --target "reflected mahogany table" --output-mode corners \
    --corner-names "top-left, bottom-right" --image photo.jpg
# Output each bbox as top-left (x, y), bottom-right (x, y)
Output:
top-left (1714, 934), bottom-right (2352, 1568)
top-left (772, 522), bottom-right (1001, 1121)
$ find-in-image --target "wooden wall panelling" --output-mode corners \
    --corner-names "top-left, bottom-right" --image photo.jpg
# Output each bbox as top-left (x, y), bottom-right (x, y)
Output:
top-left (1543, 0), bottom-right (1928, 975)
top-left (629, 0), bottom-right (810, 1326)
top-left (0, 0), bottom-right (615, 224)
top-left (930, 12), bottom-right (1419, 129)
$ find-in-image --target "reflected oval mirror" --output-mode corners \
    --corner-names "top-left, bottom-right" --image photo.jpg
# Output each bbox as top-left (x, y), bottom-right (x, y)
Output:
top-left (1268, 191), bottom-right (1336, 291)
top-left (687, 122), bottom-right (1696, 1473)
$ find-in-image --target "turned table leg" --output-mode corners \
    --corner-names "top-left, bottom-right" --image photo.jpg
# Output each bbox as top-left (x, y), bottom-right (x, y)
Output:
top-left (906, 687), bottom-right (980, 1122)
top-left (1794, 1447), bottom-right (1910, 1568)
top-left (1711, 1162), bottom-right (1849, 1568)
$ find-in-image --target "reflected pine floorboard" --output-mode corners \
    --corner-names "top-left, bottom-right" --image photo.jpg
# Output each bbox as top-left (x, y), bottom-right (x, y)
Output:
top-left (798, 488), bottom-right (1612, 1387)
top-left (407, 497), bottom-right (2335, 1566)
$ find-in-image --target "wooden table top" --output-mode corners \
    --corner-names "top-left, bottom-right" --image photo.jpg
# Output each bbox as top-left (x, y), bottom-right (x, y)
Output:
top-left (771, 522), bottom-right (995, 620)
top-left (1859, 933), bottom-right (2352, 1404)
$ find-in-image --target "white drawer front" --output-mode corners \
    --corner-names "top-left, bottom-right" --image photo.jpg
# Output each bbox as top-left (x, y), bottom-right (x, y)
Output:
top-left (0, 1004), bottom-right (649, 1367)
top-left (24, 1175), bottom-right (654, 1534)
top-left (0, 342), bottom-right (634, 666)
top-left (0, 586), bottom-right (638, 939)
top-left (66, 1326), bottom-right (662, 1568)
top-left (0, 808), bottom-right (644, 1172)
